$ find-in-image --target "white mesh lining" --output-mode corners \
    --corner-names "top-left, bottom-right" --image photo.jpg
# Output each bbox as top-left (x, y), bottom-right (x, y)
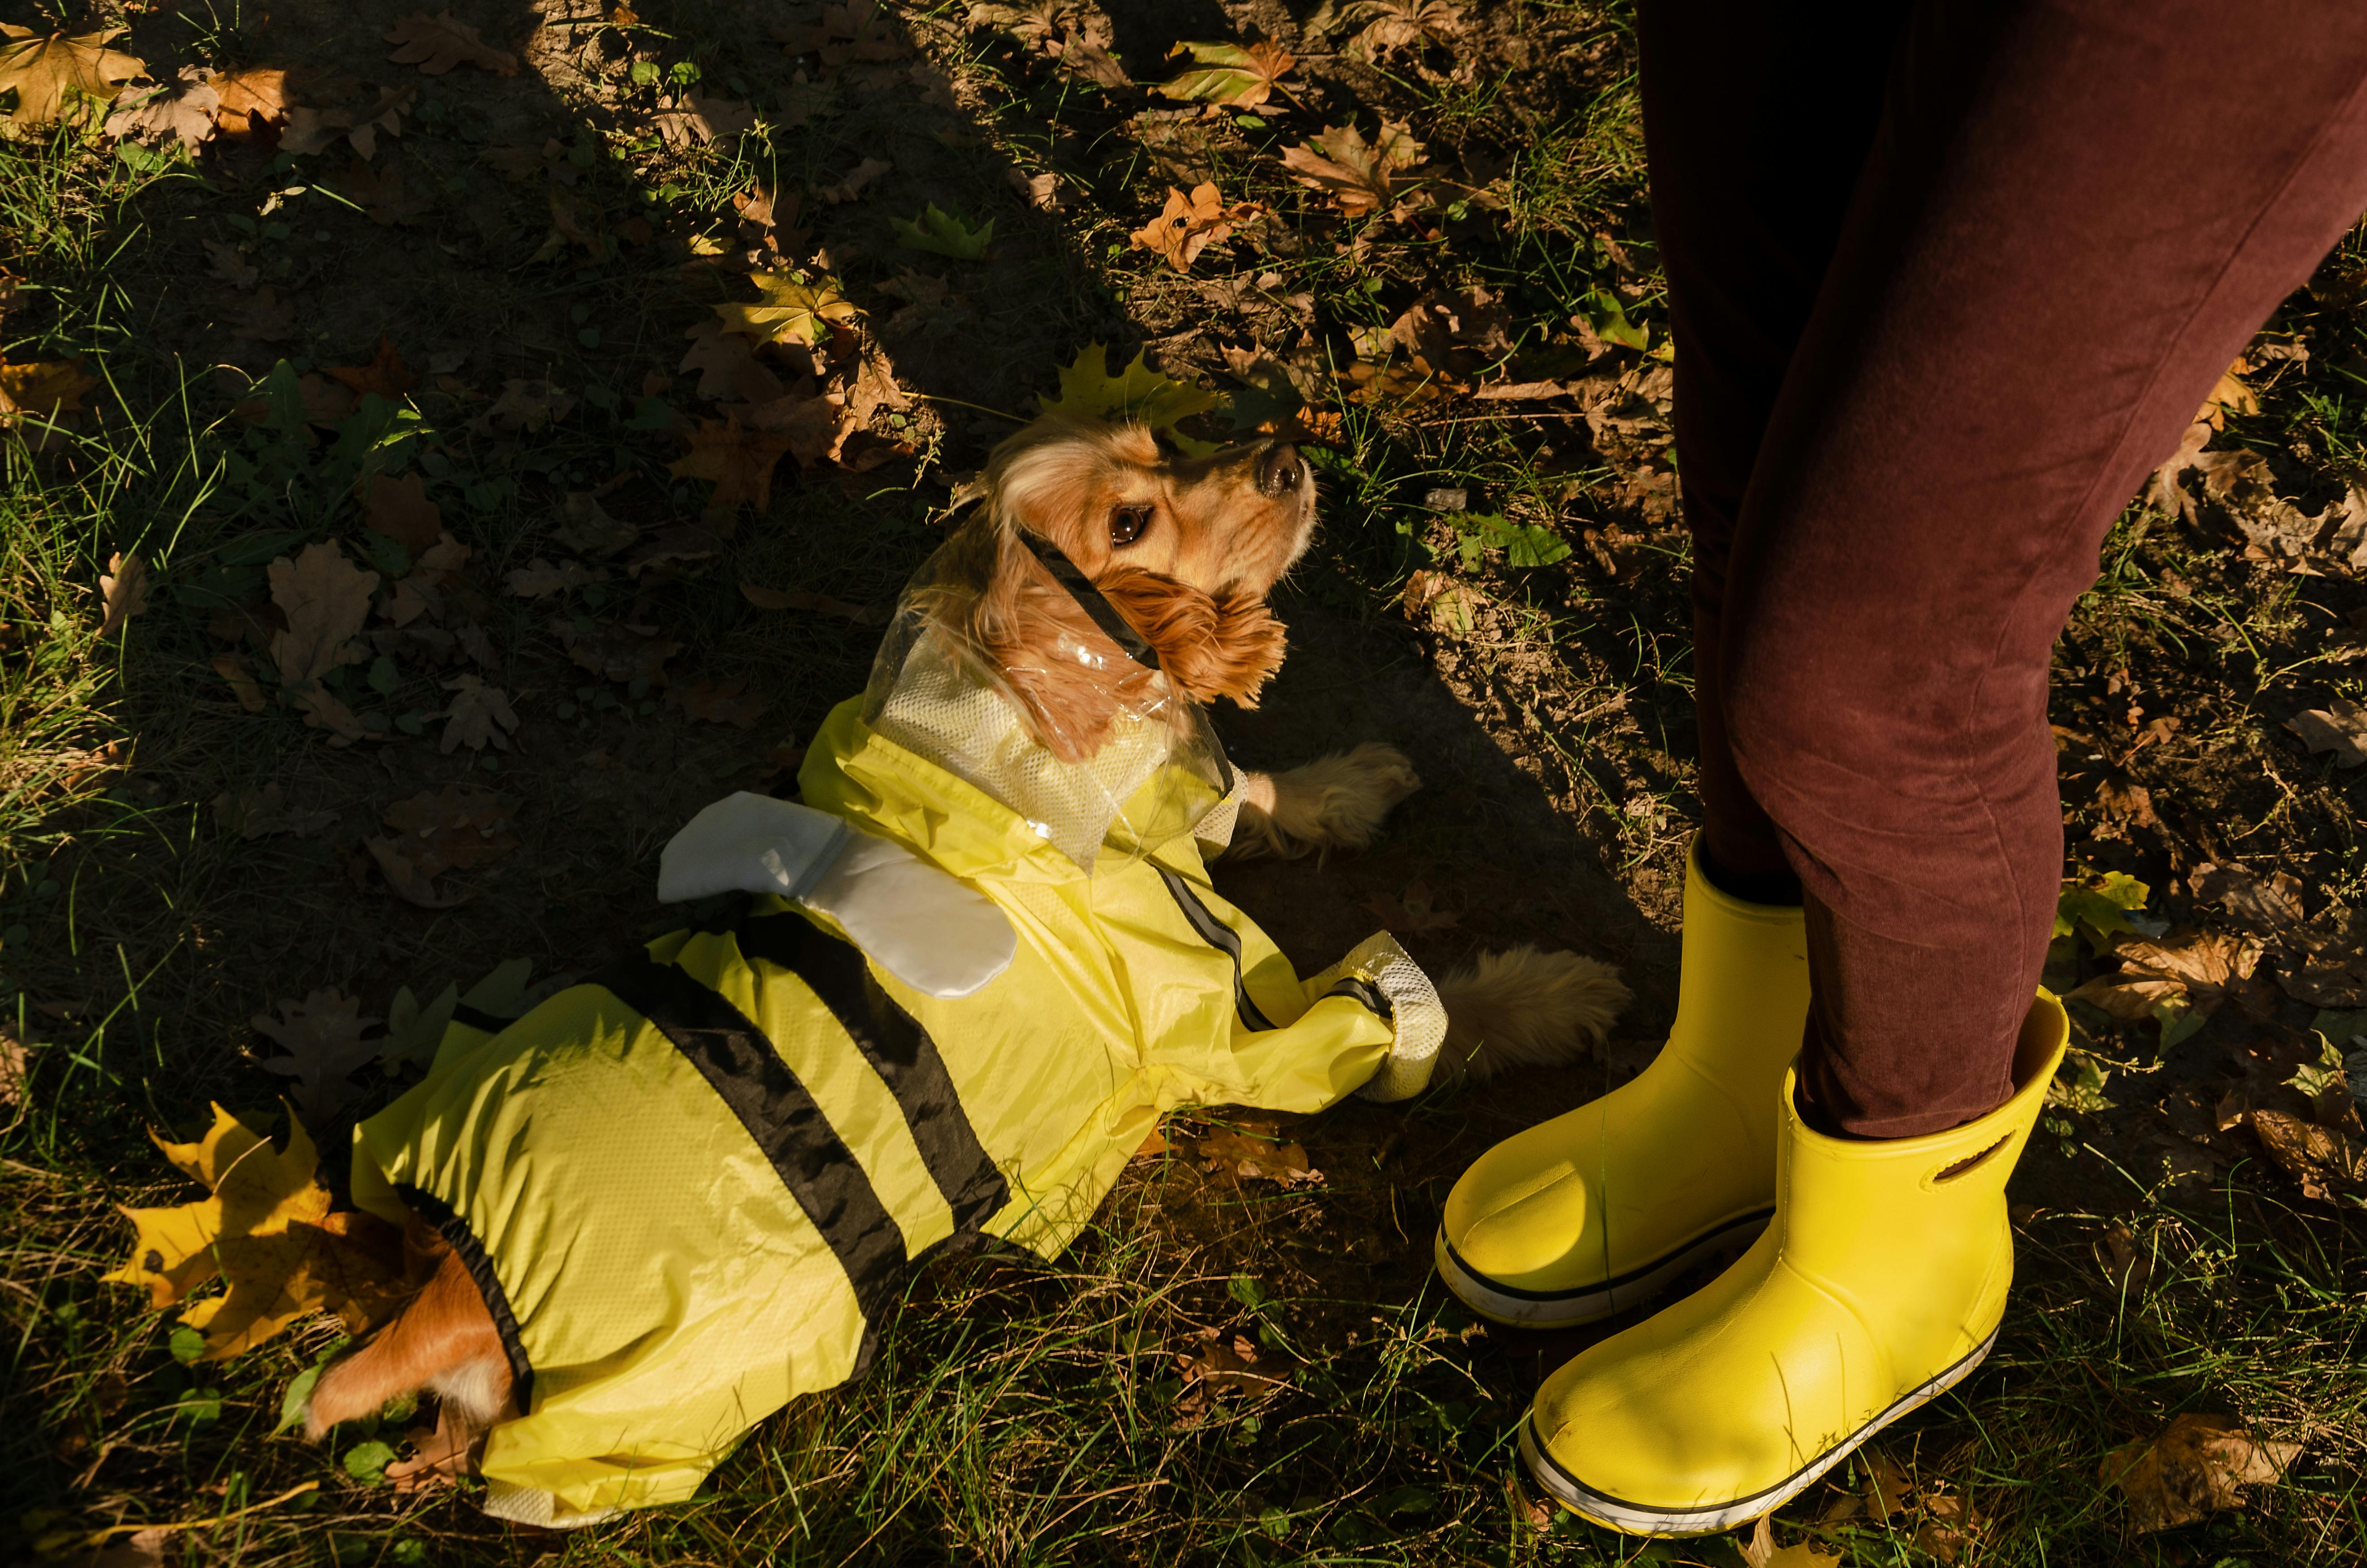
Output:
top-left (1310, 931), bottom-right (1447, 1103)
top-left (871, 629), bottom-right (1177, 870)
top-left (482, 1479), bottom-right (618, 1529)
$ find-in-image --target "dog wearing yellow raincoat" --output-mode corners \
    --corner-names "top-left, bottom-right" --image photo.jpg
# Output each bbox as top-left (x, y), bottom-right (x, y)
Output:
top-left (302, 416), bottom-right (1630, 1525)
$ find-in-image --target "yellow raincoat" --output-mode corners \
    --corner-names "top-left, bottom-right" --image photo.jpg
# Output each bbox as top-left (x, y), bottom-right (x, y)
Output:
top-left (349, 689), bottom-right (1443, 1525)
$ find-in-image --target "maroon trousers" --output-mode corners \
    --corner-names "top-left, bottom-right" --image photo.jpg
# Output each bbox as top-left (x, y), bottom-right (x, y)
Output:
top-left (1647, 1), bottom-right (2367, 1135)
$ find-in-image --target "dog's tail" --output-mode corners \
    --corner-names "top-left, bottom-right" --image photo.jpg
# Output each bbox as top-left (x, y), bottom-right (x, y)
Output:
top-left (305, 1240), bottom-right (512, 1439)
top-left (1434, 945), bottom-right (1631, 1085)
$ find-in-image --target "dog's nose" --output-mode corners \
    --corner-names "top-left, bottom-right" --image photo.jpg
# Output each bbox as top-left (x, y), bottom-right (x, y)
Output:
top-left (1257, 442), bottom-right (1303, 496)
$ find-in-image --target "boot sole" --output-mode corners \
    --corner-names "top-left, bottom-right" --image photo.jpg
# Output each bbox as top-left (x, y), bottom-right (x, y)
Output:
top-left (1433, 1208), bottom-right (1774, 1330)
top-left (1518, 1322), bottom-right (2001, 1536)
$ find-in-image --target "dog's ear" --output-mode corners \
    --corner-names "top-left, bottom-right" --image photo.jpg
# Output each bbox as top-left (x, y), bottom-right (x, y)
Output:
top-left (960, 525), bottom-right (1133, 762)
top-left (1098, 569), bottom-right (1287, 708)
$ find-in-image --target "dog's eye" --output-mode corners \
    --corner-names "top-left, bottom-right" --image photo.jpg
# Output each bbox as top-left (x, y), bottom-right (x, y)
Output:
top-left (1109, 504), bottom-right (1153, 547)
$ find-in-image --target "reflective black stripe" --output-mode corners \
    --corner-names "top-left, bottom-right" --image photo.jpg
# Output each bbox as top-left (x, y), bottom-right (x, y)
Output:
top-left (1155, 866), bottom-right (1275, 1032)
top-left (1021, 532), bottom-right (1160, 668)
top-left (396, 1181), bottom-right (533, 1413)
top-left (449, 1003), bottom-right (512, 1034)
top-left (592, 952), bottom-right (905, 1343)
top-left (734, 911), bottom-right (1011, 1232)
top-left (1325, 975), bottom-right (1392, 1020)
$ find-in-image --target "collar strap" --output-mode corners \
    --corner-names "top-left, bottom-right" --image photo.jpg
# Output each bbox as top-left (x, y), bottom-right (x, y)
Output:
top-left (1020, 532), bottom-right (1162, 672)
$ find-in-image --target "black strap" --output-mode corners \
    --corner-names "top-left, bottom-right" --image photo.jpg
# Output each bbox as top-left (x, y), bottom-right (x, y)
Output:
top-left (734, 911), bottom-right (1011, 1232)
top-left (1325, 975), bottom-right (1393, 1021)
top-left (1020, 532), bottom-right (1161, 670)
top-left (1154, 866), bottom-right (1276, 1032)
top-left (396, 1182), bottom-right (534, 1413)
top-left (449, 1003), bottom-right (512, 1034)
top-left (592, 952), bottom-right (906, 1351)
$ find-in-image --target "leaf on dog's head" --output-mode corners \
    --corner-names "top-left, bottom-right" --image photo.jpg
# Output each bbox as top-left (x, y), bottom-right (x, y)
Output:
top-left (714, 271), bottom-right (861, 348)
top-left (1038, 345), bottom-right (1216, 431)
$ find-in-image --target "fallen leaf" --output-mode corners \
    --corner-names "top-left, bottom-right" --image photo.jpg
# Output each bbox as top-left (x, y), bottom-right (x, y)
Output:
top-left (890, 202), bottom-right (994, 261)
top-left (2248, 1108), bottom-right (2367, 1201)
top-left (2189, 861), bottom-right (2304, 929)
top-left (671, 678), bottom-right (770, 727)
top-left (268, 543), bottom-right (378, 739)
top-left (365, 836), bottom-right (470, 908)
top-left (2287, 700), bottom-right (2367, 767)
top-left (211, 651), bottom-right (268, 711)
top-left (439, 673), bottom-right (517, 753)
top-left (384, 11), bottom-right (520, 77)
top-left (2100, 1412), bottom-right (2300, 1534)
top-left (97, 551), bottom-right (149, 638)
top-left (327, 336), bottom-right (420, 398)
top-left (654, 88), bottom-right (754, 146)
top-left (680, 318), bottom-right (789, 402)
top-left (1194, 1124), bottom-right (1321, 1185)
top-left (1152, 40), bottom-right (1294, 108)
top-left (1, 1022), bottom-right (29, 1131)
top-left (1362, 880), bottom-right (1461, 933)
top-left (361, 471), bottom-right (442, 552)
top-left (282, 83), bottom-right (412, 159)
top-left (817, 154), bottom-right (893, 204)
top-left (0, 358), bottom-right (97, 424)
top-left (103, 65), bottom-right (220, 151)
top-left (232, 286), bottom-right (297, 341)
top-left (339, 155), bottom-right (432, 225)
top-left (212, 783), bottom-right (338, 840)
top-left (204, 238), bottom-right (258, 287)
top-left (741, 582), bottom-right (890, 622)
top-left (1338, 0), bottom-right (1467, 60)
top-left (504, 557), bottom-right (602, 598)
top-left (670, 417), bottom-right (796, 520)
top-left (1174, 1327), bottom-right (1290, 1416)
top-left (208, 67), bottom-right (292, 138)
top-left (1131, 181), bottom-right (1251, 272)
top-left (253, 990), bottom-right (384, 1125)
top-left (624, 522), bottom-right (723, 575)
top-left (1037, 344), bottom-right (1215, 431)
top-left (1008, 167), bottom-right (1059, 209)
top-left (477, 378), bottom-right (576, 433)
top-left (551, 489), bottom-right (638, 557)
top-left (713, 271), bottom-right (862, 348)
top-left (1051, 30), bottom-right (1129, 89)
top-left (555, 619), bottom-right (680, 685)
top-left (2092, 776), bottom-right (2159, 829)
top-left (0, 26), bottom-right (144, 139)
top-left (2054, 870), bottom-right (2157, 953)
top-left (1280, 121), bottom-right (1427, 217)
top-left (102, 1103), bottom-right (410, 1358)
top-left (775, 1), bottom-right (912, 65)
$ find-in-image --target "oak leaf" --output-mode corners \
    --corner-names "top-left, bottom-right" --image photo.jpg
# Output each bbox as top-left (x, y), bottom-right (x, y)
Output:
top-left (384, 11), bottom-right (520, 77)
top-left (104, 66), bottom-right (219, 151)
top-left (2100, 1412), bottom-right (2300, 1534)
top-left (555, 619), bottom-right (680, 685)
top-left (654, 88), bottom-right (754, 146)
top-left (1152, 40), bottom-right (1294, 108)
top-left (97, 551), bottom-right (149, 637)
top-left (211, 651), bottom-right (267, 711)
top-left (362, 470), bottom-right (442, 551)
top-left (816, 154), bottom-right (892, 204)
top-left (671, 677), bottom-right (770, 728)
top-left (1280, 121), bottom-right (1428, 216)
top-left (477, 378), bottom-right (575, 432)
top-left (504, 558), bottom-right (601, 598)
top-left (715, 272), bottom-right (860, 348)
top-left (2287, 699), bottom-right (2367, 767)
top-left (1037, 344), bottom-right (1214, 431)
top-left (231, 286), bottom-right (297, 341)
top-left (268, 543), bottom-right (378, 738)
top-left (439, 673), bottom-right (517, 753)
top-left (281, 84), bottom-right (411, 159)
top-left (550, 490), bottom-right (637, 556)
top-left (254, 990), bottom-right (383, 1125)
top-left (340, 156), bottom-right (432, 225)
top-left (204, 239), bottom-right (257, 288)
top-left (101, 1103), bottom-right (409, 1359)
top-left (0, 26), bottom-right (144, 139)
top-left (2248, 1108), bottom-right (2367, 1201)
top-left (623, 523), bottom-right (721, 575)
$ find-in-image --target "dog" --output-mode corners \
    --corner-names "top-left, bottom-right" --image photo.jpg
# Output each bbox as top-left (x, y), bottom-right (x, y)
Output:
top-left (301, 414), bottom-right (1629, 1525)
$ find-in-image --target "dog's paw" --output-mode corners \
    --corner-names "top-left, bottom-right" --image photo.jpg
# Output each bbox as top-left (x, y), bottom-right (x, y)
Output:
top-left (1434, 945), bottom-right (1631, 1085)
top-left (1232, 742), bottom-right (1423, 860)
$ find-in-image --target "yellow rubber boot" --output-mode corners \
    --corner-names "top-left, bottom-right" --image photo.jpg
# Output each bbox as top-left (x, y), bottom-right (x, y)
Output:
top-left (1435, 843), bottom-right (1808, 1327)
top-left (1521, 993), bottom-right (2069, 1535)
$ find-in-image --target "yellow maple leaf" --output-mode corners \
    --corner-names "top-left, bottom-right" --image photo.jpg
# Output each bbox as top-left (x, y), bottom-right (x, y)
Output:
top-left (0, 26), bottom-right (145, 139)
top-left (712, 271), bottom-right (862, 348)
top-left (1037, 345), bottom-right (1217, 432)
top-left (0, 358), bottom-right (97, 423)
top-left (102, 1102), bottom-right (407, 1360)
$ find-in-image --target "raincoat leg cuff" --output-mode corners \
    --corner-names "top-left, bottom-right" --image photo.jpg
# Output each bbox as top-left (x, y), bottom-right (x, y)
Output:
top-left (1315, 932), bottom-right (1446, 1103)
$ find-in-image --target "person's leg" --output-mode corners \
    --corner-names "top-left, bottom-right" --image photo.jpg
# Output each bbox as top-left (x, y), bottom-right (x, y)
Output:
top-left (1433, 1), bottom-right (1898, 1326)
top-left (1527, 0), bottom-right (2367, 1531)
top-left (1727, 0), bottom-right (2367, 1137)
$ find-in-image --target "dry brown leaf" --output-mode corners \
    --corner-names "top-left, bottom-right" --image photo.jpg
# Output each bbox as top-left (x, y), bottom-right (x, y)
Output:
top-left (740, 582), bottom-right (889, 622)
top-left (0, 26), bottom-right (143, 139)
top-left (477, 378), bottom-right (576, 433)
top-left (327, 337), bottom-right (420, 398)
top-left (1279, 121), bottom-right (1427, 217)
top-left (365, 836), bottom-right (469, 907)
top-left (504, 557), bottom-right (601, 598)
top-left (671, 678), bottom-right (771, 728)
top-left (2248, 1108), bottom-right (2367, 1201)
top-left (1, 1022), bottom-right (29, 1131)
top-left (1194, 1124), bottom-right (1321, 1186)
top-left (204, 238), bottom-right (257, 288)
top-left (680, 318), bottom-right (789, 403)
top-left (212, 783), bottom-right (337, 841)
top-left (2189, 861), bottom-right (2304, 929)
top-left (776, 1), bottom-right (913, 65)
top-left (0, 358), bottom-right (98, 424)
top-left (384, 11), bottom-right (520, 77)
top-left (439, 673), bottom-right (517, 754)
top-left (2100, 1412), bottom-right (2300, 1534)
top-left (281, 83), bottom-right (412, 159)
top-left (232, 285), bottom-right (297, 341)
top-left (1130, 182), bottom-right (1248, 272)
top-left (1173, 1328), bottom-right (1290, 1420)
top-left (211, 651), bottom-right (268, 711)
top-left (2287, 699), bottom-right (2367, 767)
top-left (104, 66), bottom-right (220, 151)
top-left (208, 67), bottom-right (293, 137)
top-left (1341, 0), bottom-right (1468, 59)
top-left (253, 990), bottom-right (383, 1125)
top-left (551, 489), bottom-right (637, 557)
top-left (654, 88), bottom-right (754, 146)
top-left (1362, 879), bottom-right (1461, 934)
top-left (555, 619), bottom-right (680, 685)
top-left (671, 418), bottom-right (796, 521)
top-left (97, 551), bottom-right (148, 638)
top-left (362, 471), bottom-right (443, 553)
top-left (340, 155), bottom-right (432, 225)
top-left (268, 543), bottom-right (377, 739)
top-left (817, 154), bottom-right (893, 204)
top-left (101, 1104), bottom-right (411, 1358)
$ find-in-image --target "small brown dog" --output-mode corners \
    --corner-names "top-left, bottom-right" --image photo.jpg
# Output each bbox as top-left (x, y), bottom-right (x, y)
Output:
top-left (301, 415), bottom-right (1627, 1523)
